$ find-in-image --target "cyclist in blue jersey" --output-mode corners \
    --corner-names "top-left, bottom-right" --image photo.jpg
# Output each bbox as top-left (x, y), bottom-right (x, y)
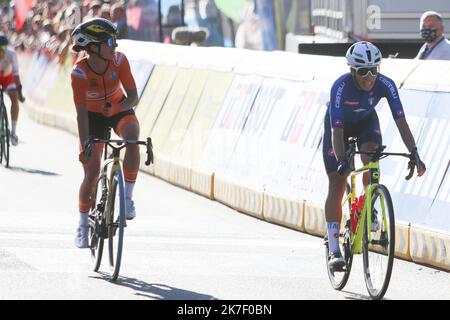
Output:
top-left (322, 41), bottom-right (427, 269)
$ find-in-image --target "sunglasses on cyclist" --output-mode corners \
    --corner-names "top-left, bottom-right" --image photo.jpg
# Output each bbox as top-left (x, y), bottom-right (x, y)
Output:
top-left (105, 37), bottom-right (117, 47)
top-left (353, 66), bottom-right (378, 77)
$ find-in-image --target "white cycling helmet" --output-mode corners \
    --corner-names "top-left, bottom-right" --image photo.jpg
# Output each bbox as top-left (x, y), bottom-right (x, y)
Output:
top-left (345, 41), bottom-right (382, 68)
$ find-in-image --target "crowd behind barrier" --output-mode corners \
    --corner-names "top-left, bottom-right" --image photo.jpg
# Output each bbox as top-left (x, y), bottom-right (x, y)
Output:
top-left (18, 40), bottom-right (450, 271)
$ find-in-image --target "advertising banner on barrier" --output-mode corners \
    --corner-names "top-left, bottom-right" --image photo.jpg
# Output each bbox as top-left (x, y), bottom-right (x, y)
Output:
top-left (128, 60), bottom-right (154, 99)
top-left (176, 71), bottom-right (234, 168)
top-left (224, 77), bottom-right (286, 189)
top-left (150, 68), bottom-right (194, 151)
top-left (136, 65), bottom-right (178, 140)
top-left (261, 80), bottom-right (330, 202)
top-left (366, 88), bottom-right (450, 230)
top-left (25, 53), bottom-right (59, 107)
top-left (162, 69), bottom-right (209, 158)
top-left (200, 74), bottom-right (262, 174)
top-left (390, 91), bottom-right (450, 230)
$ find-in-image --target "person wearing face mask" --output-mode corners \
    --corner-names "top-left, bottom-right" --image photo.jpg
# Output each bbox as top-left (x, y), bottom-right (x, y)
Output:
top-left (416, 11), bottom-right (450, 60)
top-left (323, 42), bottom-right (426, 270)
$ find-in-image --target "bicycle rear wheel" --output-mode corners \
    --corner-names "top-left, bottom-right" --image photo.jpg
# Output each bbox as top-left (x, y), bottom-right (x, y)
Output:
top-left (89, 175), bottom-right (107, 272)
top-left (325, 184), bottom-right (354, 290)
top-left (108, 170), bottom-right (125, 281)
top-left (362, 184), bottom-right (395, 300)
top-left (0, 107), bottom-right (9, 168)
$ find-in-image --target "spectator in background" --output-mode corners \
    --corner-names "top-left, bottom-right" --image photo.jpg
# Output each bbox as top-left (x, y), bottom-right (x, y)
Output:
top-left (111, 2), bottom-right (128, 39)
top-left (100, 3), bottom-right (112, 21)
top-left (416, 11), bottom-right (450, 60)
top-left (83, 0), bottom-right (102, 22)
top-left (234, 2), bottom-right (262, 50)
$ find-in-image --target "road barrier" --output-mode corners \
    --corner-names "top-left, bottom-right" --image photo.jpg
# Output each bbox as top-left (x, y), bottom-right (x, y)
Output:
top-left (20, 40), bottom-right (450, 271)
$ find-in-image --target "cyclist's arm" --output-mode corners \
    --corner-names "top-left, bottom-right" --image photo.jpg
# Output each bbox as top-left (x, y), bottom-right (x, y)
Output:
top-left (394, 117), bottom-right (416, 152)
top-left (119, 87), bottom-right (138, 112)
top-left (118, 53), bottom-right (138, 111)
top-left (76, 106), bottom-right (89, 147)
top-left (331, 128), bottom-right (346, 161)
top-left (71, 67), bottom-right (89, 146)
top-left (329, 80), bottom-right (346, 162)
top-left (395, 117), bottom-right (426, 176)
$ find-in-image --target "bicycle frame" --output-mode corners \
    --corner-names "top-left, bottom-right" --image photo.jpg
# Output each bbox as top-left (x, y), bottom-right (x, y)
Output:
top-left (341, 160), bottom-right (387, 254)
top-left (100, 143), bottom-right (124, 227)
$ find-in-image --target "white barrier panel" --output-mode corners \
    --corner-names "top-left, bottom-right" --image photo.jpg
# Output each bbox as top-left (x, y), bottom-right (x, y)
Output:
top-left (382, 90), bottom-right (450, 227)
top-left (261, 80), bottom-right (330, 204)
top-left (200, 74), bottom-right (263, 174)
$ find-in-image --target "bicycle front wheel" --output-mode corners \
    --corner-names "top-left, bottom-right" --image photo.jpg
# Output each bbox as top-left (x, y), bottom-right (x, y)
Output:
top-left (89, 175), bottom-right (107, 272)
top-left (325, 183), bottom-right (354, 290)
top-left (0, 108), bottom-right (9, 168)
top-left (362, 184), bottom-right (395, 300)
top-left (107, 170), bottom-right (126, 281)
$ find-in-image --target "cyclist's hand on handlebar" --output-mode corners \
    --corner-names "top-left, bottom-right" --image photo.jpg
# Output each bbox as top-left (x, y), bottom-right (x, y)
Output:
top-left (337, 159), bottom-right (351, 176)
top-left (17, 85), bottom-right (25, 103)
top-left (79, 136), bottom-right (94, 164)
top-left (411, 147), bottom-right (426, 177)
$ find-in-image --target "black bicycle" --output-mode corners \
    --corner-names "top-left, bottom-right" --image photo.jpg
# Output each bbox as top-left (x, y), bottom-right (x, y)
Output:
top-left (0, 86), bottom-right (10, 168)
top-left (84, 131), bottom-right (153, 281)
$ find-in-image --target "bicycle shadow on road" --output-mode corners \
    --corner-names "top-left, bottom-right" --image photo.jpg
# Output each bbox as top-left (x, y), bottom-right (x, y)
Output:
top-left (92, 272), bottom-right (219, 300)
top-left (7, 166), bottom-right (60, 176)
top-left (341, 290), bottom-right (389, 300)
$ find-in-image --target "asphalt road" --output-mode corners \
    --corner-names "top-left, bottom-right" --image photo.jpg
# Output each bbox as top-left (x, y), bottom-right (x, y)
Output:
top-left (0, 110), bottom-right (449, 300)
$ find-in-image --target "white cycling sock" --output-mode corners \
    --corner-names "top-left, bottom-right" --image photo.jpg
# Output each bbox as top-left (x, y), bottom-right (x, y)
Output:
top-left (327, 222), bottom-right (340, 254)
top-left (11, 121), bottom-right (17, 135)
top-left (79, 212), bottom-right (88, 227)
top-left (125, 181), bottom-right (135, 200)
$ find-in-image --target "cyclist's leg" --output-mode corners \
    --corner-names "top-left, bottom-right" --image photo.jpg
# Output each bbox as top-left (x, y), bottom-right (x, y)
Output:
top-left (76, 112), bottom-right (106, 248)
top-left (356, 112), bottom-right (382, 187)
top-left (5, 78), bottom-right (18, 145)
top-left (323, 114), bottom-right (347, 263)
top-left (114, 111), bottom-right (140, 219)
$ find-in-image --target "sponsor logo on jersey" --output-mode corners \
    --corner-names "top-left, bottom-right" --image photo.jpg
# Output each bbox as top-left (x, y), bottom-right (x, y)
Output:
top-left (71, 66), bottom-right (87, 79)
top-left (110, 71), bottom-right (118, 80)
top-left (334, 82), bottom-right (345, 109)
top-left (344, 100), bottom-right (359, 107)
top-left (86, 91), bottom-right (100, 99)
top-left (379, 75), bottom-right (398, 99)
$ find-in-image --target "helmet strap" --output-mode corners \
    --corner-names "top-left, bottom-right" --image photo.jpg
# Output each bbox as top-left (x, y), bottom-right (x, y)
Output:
top-left (86, 43), bottom-right (109, 61)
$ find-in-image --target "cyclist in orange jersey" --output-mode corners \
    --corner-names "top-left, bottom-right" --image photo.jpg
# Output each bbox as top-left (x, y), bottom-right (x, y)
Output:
top-left (70, 18), bottom-right (140, 248)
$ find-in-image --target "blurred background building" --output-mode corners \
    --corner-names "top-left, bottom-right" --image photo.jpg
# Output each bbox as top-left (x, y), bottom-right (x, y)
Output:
top-left (1, 0), bottom-right (449, 58)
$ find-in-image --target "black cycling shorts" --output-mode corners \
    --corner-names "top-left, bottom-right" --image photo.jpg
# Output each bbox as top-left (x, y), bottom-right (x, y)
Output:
top-left (88, 109), bottom-right (138, 139)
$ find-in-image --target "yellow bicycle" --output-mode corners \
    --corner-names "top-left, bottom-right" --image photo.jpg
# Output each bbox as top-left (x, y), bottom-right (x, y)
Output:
top-left (324, 138), bottom-right (417, 299)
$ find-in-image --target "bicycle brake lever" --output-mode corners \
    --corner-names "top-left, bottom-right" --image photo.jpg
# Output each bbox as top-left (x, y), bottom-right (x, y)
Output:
top-left (405, 160), bottom-right (415, 180)
top-left (145, 137), bottom-right (154, 166)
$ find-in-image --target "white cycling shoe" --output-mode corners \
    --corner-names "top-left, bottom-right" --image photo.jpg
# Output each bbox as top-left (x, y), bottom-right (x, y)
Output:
top-left (126, 198), bottom-right (136, 220)
top-left (74, 225), bottom-right (89, 248)
top-left (10, 133), bottom-right (18, 146)
top-left (328, 251), bottom-right (346, 270)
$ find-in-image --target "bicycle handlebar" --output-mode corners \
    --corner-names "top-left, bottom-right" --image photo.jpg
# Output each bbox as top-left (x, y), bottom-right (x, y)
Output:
top-left (83, 137), bottom-right (154, 166)
top-left (346, 138), bottom-right (416, 180)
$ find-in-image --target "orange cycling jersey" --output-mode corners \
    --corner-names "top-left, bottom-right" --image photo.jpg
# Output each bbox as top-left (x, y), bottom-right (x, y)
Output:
top-left (70, 51), bottom-right (136, 116)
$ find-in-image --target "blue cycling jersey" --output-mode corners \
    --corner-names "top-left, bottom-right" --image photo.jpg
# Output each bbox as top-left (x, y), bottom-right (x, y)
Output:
top-left (328, 73), bottom-right (405, 128)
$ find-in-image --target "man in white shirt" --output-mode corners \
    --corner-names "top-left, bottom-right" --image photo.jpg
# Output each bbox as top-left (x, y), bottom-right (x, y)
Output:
top-left (0, 34), bottom-right (25, 146)
top-left (415, 11), bottom-right (450, 60)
